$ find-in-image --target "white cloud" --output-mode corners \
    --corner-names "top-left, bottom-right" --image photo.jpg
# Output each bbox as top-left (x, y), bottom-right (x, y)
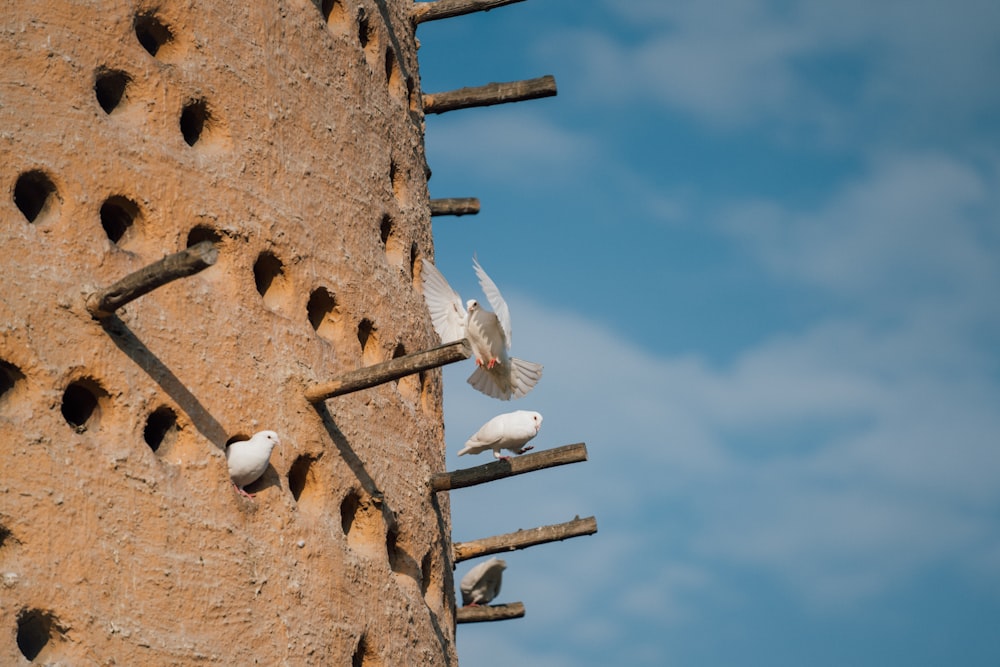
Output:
top-left (721, 153), bottom-right (998, 305)
top-left (540, 0), bottom-right (1000, 138)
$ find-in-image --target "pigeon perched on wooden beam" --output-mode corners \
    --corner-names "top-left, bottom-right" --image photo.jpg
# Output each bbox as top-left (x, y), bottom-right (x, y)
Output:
top-left (460, 557), bottom-right (507, 606)
top-left (459, 410), bottom-right (543, 460)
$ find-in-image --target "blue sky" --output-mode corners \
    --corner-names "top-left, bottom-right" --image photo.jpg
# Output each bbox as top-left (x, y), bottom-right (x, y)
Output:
top-left (414, 1), bottom-right (1000, 665)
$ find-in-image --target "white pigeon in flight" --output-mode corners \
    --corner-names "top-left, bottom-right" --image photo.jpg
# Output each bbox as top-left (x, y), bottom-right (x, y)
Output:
top-left (460, 557), bottom-right (507, 606)
top-left (226, 430), bottom-right (280, 498)
top-left (421, 257), bottom-right (543, 400)
top-left (458, 410), bottom-right (543, 460)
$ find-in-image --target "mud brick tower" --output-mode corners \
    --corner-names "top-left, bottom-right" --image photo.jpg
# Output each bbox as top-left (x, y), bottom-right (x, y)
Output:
top-left (0, 0), bottom-right (460, 663)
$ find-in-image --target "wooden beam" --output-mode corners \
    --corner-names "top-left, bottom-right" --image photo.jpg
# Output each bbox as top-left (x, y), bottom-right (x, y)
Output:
top-left (423, 75), bottom-right (556, 114)
top-left (413, 0), bottom-right (526, 24)
top-left (456, 602), bottom-right (525, 624)
top-left (305, 339), bottom-right (471, 403)
top-left (86, 240), bottom-right (218, 319)
top-left (453, 516), bottom-right (597, 563)
top-left (431, 443), bottom-right (588, 492)
top-left (430, 197), bottom-right (480, 217)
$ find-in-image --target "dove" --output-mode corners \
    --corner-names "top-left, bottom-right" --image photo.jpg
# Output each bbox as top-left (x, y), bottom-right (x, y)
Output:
top-left (421, 257), bottom-right (543, 400)
top-left (458, 410), bottom-right (543, 460)
top-left (226, 430), bottom-right (280, 498)
top-left (460, 557), bottom-right (507, 606)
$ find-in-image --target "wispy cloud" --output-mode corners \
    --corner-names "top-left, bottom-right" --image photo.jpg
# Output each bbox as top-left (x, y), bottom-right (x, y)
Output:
top-left (538, 0), bottom-right (1000, 143)
top-left (721, 153), bottom-right (999, 305)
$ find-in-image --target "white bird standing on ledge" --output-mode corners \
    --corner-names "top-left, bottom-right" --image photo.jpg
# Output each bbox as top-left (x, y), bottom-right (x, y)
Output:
top-left (460, 557), bottom-right (507, 606)
top-left (226, 430), bottom-right (280, 498)
top-left (421, 257), bottom-right (543, 400)
top-left (459, 410), bottom-right (543, 460)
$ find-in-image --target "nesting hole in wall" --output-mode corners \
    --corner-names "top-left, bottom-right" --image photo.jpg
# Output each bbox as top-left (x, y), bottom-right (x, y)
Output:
top-left (13, 171), bottom-right (59, 224)
top-left (0, 360), bottom-right (25, 405)
top-left (16, 609), bottom-right (62, 662)
top-left (61, 379), bottom-right (107, 432)
top-left (379, 214), bottom-right (392, 247)
top-left (340, 490), bottom-right (385, 555)
top-left (391, 344), bottom-right (420, 400)
top-left (186, 225), bottom-right (222, 247)
top-left (0, 524), bottom-right (11, 549)
top-left (134, 12), bottom-right (173, 57)
top-left (388, 161), bottom-right (404, 201)
top-left (288, 455), bottom-right (323, 511)
top-left (356, 8), bottom-right (371, 49)
top-left (386, 525), bottom-right (402, 572)
top-left (144, 406), bottom-right (178, 454)
top-left (406, 76), bottom-right (418, 112)
top-left (100, 196), bottom-right (140, 245)
top-left (225, 433), bottom-right (251, 448)
top-left (318, 0), bottom-right (345, 24)
top-left (180, 99), bottom-right (210, 147)
top-left (352, 633), bottom-right (380, 667)
top-left (420, 550), bottom-right (435, 598)
top-left (357, 318), bottom-right (380, 364)
top-left (254, 251), bottom-right (292, 312)
top-left (384, 46), bottom-right (399, 89)
top-left (307, 287), bottom-right (340, 341)
top-left (379, 214), bottom-right (407, 272)
top-left (94, 68), bottom-right (130, 114)
top-left (409, 242), bottom-right (418, 281)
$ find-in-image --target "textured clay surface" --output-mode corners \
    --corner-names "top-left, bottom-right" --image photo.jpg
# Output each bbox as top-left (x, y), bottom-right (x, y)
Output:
top-left (0, 1), bottom-right (457, 664)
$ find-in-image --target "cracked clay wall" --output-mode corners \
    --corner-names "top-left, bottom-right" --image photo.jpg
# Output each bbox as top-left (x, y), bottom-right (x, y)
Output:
top-left (0, 0), bottom-right (457, 664)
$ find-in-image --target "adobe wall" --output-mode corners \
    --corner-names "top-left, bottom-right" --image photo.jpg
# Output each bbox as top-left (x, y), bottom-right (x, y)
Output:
top-left (0, 1), bottom-right (455, 663)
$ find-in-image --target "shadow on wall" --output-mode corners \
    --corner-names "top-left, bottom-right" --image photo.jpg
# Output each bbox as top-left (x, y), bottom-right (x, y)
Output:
top-left (101, 315), bottom-right (229, 447)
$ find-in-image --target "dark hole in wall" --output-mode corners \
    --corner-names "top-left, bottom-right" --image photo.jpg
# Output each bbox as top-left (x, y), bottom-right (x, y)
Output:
top-left (288, 455), bottom-right (315, 502)
top-left (16, 609), bottom-right (56, 661)
top-left (13, 171), bottom-right (57, 223)
top-left (186, 225), bottom-right (222, 248)
top-left (144, 406), bottom-right (178, 453)
top-left (94, 68), bottom-right (130, 113)
top-left (180, 99), bottom-right (209, 146)
top-left (61, 381), bottom-right (102, 431)
top-left (100, 196), bottom-right (139, 244)
top-left (134, 12), bottom-right (173, 56)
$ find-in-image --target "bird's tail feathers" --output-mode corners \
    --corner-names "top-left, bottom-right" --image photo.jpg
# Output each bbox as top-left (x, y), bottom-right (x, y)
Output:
top-left (467, 365), bottom-right (511, 400)
top-left (466, 358), bottom-right (543, 400)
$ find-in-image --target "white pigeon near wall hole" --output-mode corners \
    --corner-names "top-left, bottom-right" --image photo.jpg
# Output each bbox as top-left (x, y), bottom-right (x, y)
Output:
top-left (421, 257), bottom-right (543, 400)
top-left (458, 410), bottom-right (543, 460)
top-left (460, 557), bottom-right (507, 607)
top-left (226, 430), bottom-right (280, 498)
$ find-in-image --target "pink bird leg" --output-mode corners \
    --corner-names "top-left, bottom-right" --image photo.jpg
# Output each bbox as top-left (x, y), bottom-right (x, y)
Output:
top-left (233, 482), bottom-right (255, 499)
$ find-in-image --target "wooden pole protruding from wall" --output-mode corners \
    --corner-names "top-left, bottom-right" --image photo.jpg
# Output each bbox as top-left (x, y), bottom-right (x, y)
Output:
top-left (423, 75), bottom-right (557, 114)
top-left (453, 516), bottom-right (598, 563)
top-left (431, 443), bottom-right (588, 492)
top-left (305, 339), bottom-right (471, 403)
top-left (86, 240), bottom-right (218, 319)
top-left (456, 602), bottom-right (525, 624)
top-left (430, 198), bottom-right (480, 217)
top-left (413, 0), bottom-right (527, 24)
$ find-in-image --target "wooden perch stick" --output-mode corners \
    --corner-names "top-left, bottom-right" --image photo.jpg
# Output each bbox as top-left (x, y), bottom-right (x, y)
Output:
top-left (86, 240), bottom-right (218, 318)
top-left (305, 339), bottom-right (471, 403)
top-left (430, 198), bottom-right (480, 217)
top-left (430, 443), bottom-right (588, 492)
top-left (413, 0), bottom-right (526, 24)
top-left (423, 75), bottom-right (557, 114)
top-left (456, 602), bottom-right (525, 624)
top-left (453, 516), bottom-right (598, 563)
